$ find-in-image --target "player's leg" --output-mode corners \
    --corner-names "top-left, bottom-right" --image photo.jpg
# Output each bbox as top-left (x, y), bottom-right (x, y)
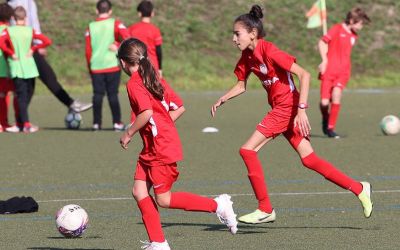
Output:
top-left (13, 78), bottom-right (29, 126)
top-left (326, 85), bottom-right (343, 138)
top-left (22, 78), bottom-right (38, 133)
top-left (91, 73), bottom-right (106, 130)
top-left (0, 78), bottom-right (8, 129)
top-left (151, 163), bottom-right (237, 234)
top-left (287, 130), bottom-right (372, 218)
top-left (105, 71), bottom-right (123, 131)
top-left (33, 52), bottom-right (92, 112)
top-left (319, 77), bottom-right (333, 135)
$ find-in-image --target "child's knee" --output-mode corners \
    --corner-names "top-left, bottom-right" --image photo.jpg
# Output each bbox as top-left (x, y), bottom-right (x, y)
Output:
top-left (155, 195), bottom-right (170, 208)
top-left (132, 187), bottom-right (148, 201)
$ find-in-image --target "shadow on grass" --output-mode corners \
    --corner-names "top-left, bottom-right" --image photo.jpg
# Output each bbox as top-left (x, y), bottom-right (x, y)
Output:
top-left (28, 248), bottom-right (113, 250)
top-left (47, 236), bottom-right (102, 240)
top-left (42, 127), bottom-right (117, 132)
top-left (159, 222), bottom-right (363, 235)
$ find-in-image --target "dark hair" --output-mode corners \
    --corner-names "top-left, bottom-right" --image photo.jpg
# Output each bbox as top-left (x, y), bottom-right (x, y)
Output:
top-left (0, 3), bottom-right (13, 22)
top-left (96, 0), bottom-right (112, 14)
top-left (13, 5), bottom-right (26, 21)
top-left (137, 0), bottom-right (153, 17)
top-left (345, 8), bottom-right (371, 25)
top-left (117, 38), bottom-right (164, 100)
top-left (235, 5), bottom-right (266, 38)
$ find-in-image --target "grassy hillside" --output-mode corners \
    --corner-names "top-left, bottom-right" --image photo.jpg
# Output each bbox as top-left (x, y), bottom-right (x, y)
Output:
top-left (36, 0), bottom-right (400, 91)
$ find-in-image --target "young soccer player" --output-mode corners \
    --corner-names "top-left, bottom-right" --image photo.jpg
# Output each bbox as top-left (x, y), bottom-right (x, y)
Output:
top-left (0, 3), bottom-right (18, 133)
top-left (318, 8), bottom-right (370, 138)
top-left (85, 0), bottom-right (128, 131)
top-left (118, 38), bottom-right (238, 250)
top-left (0, 6), bottom-right (51, 133)
top-left (211, 5), bottom-right (373, 224)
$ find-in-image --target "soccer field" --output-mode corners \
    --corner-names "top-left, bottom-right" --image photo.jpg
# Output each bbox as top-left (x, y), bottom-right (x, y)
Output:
top-left (1, 90), bottom-right (400, 250)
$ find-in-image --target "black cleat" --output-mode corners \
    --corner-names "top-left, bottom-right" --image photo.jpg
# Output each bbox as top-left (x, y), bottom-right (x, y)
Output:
top-left (327, 129), bottom-right (340, 139)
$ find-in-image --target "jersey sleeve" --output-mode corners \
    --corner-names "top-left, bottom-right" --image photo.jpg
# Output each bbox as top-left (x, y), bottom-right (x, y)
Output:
top-left (0, 29), bottom-right (14, 56)
top-left (161, 79), bottom-right (183, 110)
top-left (31, 29), bottom-right (52, 51)
top-left (127, 82), bottom-right (153, 114)
top-left (321, 24), bottom-right (340, 43)
top-left (268, 43), bottom-right (296, 72)
top-left (234, 53), bottom-right (251, 81)
top-left (153, 27), bottom-right (162, 46)
top-left (114, 19), bottom-right (129, 43)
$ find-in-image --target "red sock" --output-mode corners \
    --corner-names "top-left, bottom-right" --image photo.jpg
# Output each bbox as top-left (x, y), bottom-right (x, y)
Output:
top-left (301, 152), bottom-right (362, 195)
top-left (169, 192), bottom-right (217, 212)
top-left (137, 196), bottom-right (165, 243)
top-left (319, 103), bottom-right (329, 122)
top-left (328, 103), bottom-right (341, 129)
top-left (239, 148), bottom-right (273, 213)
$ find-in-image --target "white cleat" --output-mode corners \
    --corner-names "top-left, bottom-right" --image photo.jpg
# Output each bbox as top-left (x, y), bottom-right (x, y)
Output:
top-left (215, 194), bottom-right (238, 234)
top-left (358, 181), bottom-right (373, 218)
top-left (141, 240), bottom-right (170, 250)
top-left (69, 100), bottom-right (92, 113)
top-left (238, 209), bottom-right (276, 224)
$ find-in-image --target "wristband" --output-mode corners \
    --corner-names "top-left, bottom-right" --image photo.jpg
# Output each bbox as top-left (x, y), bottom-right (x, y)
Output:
top-left (298, 103), bottom-right (309, 109)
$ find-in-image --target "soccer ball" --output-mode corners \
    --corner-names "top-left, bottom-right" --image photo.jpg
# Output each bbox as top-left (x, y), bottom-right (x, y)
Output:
top-left (65, 112), bottom-right (82, 129)
top-left (55, 204), bottom-right (89, 238)
top-left (380, 115), bottom-right (400, 135)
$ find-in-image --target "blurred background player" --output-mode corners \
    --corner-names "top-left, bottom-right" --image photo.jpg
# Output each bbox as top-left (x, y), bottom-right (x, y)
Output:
top-left (7, 0), bottom-right (92, 114)
top-left (85, 0), bottom-right (128, 131)
top-left (0, 6), bottom-right (51, 132)
top-left (318, 8), bottom-right (370, 138)
top-left (211, 5), bottom-right (373, 224)
top-left (118, 38), bottom-right (237, 249)
top-left (0, 3), bottom-right (18, 132)
top-left (128, 0), bottom-right (163, 124)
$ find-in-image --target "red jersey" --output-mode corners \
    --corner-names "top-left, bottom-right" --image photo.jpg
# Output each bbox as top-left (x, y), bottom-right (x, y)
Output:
top-left (128, 22), bottom-right (162, 70)
top-left (322, 23), bottom-right (358, 76)
top-left (126, 72), bottom-right (183, 166)
top-left (234, 40), bottom-right (299, 108)
top-left (85, 18), bottom-right (128, 74)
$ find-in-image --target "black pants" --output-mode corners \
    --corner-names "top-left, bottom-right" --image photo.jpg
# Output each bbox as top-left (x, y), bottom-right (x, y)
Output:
top-left (13, 78), bottom-right (35, 124)
top-left (33, 52), bottom-right (74, 107)
top-left (91, 71), bottom-right (122, 125)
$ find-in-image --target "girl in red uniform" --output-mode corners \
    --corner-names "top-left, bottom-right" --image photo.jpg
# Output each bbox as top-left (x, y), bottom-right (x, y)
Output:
top-left (118, 38), bottom-right (237, 250)
top-left (211, 5), bottom-right (372, 224)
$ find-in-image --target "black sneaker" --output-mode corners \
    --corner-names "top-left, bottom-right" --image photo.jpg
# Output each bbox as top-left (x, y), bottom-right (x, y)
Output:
top-left (322, 119), bottom-right (328, 135)
top-left (327, 129), bottom-right (340, 139)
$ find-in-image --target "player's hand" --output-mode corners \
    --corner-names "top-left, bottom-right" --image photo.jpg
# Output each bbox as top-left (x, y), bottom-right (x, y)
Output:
top-left (109, 44), bottom-right (118, 52)
top-left (159, 70), bottom-right (163, 79)
top-left (294, 109), bottom-right (311, 137)
top-left (26, 49), bottom-right (34, 58)
top-left (38, 48), bottom-right (47, 56)
top-left (318, 60), bottom-right (327, 74)
top-left (11, 54), bottom-right (18, 60)
top-left (211, 97), bottom-right (226, 117)
top-left (120, 132), bottom-right (132, 150)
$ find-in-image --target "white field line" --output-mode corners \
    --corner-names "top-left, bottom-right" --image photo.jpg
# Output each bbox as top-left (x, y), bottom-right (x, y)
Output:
top-left (37, 189), bottom-right (400, 203)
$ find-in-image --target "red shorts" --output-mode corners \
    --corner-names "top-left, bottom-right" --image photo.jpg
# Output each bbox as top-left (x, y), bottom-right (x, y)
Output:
top-left (320, 73), bottom-right (349, 100)
top-left (256, 107), bottom-right (308, 149)
top-left (134, 161), bottom-right (179, 194)
top-left (0, 78), bottom-right (14, 94)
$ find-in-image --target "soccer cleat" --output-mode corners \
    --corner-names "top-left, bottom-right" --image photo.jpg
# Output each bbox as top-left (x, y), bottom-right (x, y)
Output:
top-left (140, 240), bottom-right (171, 250)
top-left (322, 119), bottom-right (328, 135)
top-left (215, 194), bottom-right (238, 234)
top-left (5, 125), bottom-right (20, 133)
top-left (113, 122), bottom-right (125, 132)
top-left (238, 209), bottom-right (276, 224)
top-left (23, 124), bottom-right (39, 133)
top-left (327, 129), bottom-right (340, 139)
top-left (358, 182), bottom-right (373, 218)
top-left (69, 100), bottom-right (93, 113)
top-left (92, 124), bottom-right (101, 131)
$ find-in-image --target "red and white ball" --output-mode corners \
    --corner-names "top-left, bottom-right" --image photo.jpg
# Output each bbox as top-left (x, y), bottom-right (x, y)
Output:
top-left (55, 204), bottom-right (89, 238)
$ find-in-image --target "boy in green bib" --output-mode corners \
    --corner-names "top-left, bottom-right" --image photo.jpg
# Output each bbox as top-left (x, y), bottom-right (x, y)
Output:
top-left (0, 6), bottom-right (51, 133)
top-left (85, 0), bottom-right (128, 131)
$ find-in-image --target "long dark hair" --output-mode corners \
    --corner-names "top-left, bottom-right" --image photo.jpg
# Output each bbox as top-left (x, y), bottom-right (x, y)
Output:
top-left (235, 5), bottom-right (266, 38)
top-left (117, 38), bottom-right (164, 100)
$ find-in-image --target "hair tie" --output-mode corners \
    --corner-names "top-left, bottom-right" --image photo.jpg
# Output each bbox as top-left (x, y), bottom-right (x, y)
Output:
top-left (139, 55), bottom-right (145, 61)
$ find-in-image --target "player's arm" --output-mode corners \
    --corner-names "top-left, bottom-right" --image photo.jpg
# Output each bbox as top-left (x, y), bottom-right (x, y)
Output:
top-left (31, 30), bottom-right (52, 51)
top-left (290, 63), bottom-right (311, 137)
top-left (85, 29), bottom-right (92, 72)
top-left (111, 20), bottom-right (128, 51)
top-left (211, 80), bottom-right (246, 117)
top-left (169, 106), bottom-right (185, 122)
top-left (0, 30), bottom-right (16, 58)
top-left (120, 109), bottom-right (153, 149)
top-left (318, 39), bottom-right (328, 74)
top-left (156, 45), bottom-right (162, 76)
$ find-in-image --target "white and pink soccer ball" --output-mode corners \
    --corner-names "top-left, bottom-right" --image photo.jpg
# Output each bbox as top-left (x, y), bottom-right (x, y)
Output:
top-left (380, 115), bottom-right (400, 135)
top-left (55, 204), bottom-right (89, 238)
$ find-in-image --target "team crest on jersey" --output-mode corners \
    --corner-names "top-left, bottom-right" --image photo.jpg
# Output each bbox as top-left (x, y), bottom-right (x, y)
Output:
top-left (350, 37), bottom-right (356, 46)
top-left (259, 64), bottom-right (268, 75)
